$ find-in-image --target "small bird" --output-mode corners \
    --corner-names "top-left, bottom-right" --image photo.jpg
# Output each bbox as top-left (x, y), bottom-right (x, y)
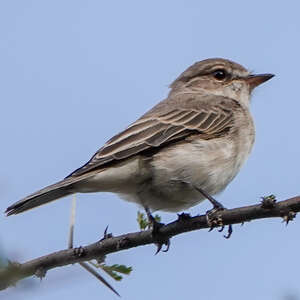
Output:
top-left (6, 58), bottom-right (274, 216)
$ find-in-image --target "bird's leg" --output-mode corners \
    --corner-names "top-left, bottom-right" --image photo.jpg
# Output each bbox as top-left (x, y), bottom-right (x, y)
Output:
top-left (144, 206), bottom-right (170, 254)
top-left (193, 185), bottom-right (233, 239)
top-left (144, 206), bottom-right (165, 233)
top-left (193, 186), bottom-right (225, 211)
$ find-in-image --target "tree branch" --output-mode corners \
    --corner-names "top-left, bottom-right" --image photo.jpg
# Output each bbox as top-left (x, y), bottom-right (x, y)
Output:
top-left (1, 195), bottom-right (299, 290)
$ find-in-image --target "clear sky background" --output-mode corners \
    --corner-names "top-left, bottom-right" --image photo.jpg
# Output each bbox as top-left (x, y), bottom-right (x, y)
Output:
top-left (1, 1), bottom-right (300, 300)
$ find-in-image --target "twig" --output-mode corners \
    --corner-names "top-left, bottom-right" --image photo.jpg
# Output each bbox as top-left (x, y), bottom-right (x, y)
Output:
top-left (1, 195), bottom-right (299, 291)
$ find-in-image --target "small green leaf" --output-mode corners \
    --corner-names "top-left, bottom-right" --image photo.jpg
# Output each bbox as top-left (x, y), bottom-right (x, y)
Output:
top-left (101, 264), bottom-right (132, 281)
top-left (88, 261), bottom-right (132, 282)
top-left (137, 211), bottom-right (162, 229)
top-left (101, 265), bottom-right (123, 281)
top-left (109, 264), bottom-right (132, 275)
top-left (137, 211), bottom-right (148, 230)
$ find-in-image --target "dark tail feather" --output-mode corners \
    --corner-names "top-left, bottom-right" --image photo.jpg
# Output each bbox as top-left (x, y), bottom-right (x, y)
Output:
top-left (5, 176), bottom-right (85, 216)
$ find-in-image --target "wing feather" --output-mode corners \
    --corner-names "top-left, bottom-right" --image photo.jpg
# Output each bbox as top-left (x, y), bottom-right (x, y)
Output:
top-left (68, 95), bottom-right (236, 177)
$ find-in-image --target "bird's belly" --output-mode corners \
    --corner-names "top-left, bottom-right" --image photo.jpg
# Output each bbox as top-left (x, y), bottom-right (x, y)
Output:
top-left (138, 137), bottom-right (250, 212)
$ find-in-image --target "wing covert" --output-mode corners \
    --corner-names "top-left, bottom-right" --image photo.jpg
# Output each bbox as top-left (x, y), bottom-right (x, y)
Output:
top-left (68, 95), bottom-right (235, 177)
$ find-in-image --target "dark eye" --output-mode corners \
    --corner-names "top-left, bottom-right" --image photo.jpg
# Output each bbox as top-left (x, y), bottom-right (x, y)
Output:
top-left (212, 69), bottom-right (227, 81)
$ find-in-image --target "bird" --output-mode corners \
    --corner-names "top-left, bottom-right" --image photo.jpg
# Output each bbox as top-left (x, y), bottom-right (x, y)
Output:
top-left (6, 58), bottom-right (274, 216)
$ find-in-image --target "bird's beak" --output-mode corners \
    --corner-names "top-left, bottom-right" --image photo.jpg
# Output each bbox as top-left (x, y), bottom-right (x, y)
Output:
top-left (245, 73), bottom-right (275, 90)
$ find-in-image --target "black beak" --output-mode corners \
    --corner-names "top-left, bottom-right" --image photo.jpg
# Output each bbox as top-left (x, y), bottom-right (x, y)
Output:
top-left (245, 73), bottom-right (275, 90)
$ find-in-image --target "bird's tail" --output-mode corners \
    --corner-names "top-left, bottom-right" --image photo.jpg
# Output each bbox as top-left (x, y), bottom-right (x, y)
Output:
top-left (5, 175), bottom-right (89, 216)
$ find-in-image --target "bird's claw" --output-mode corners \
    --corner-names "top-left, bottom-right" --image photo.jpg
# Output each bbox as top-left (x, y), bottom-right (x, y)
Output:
top-left (150, 218), bottom-right (170, 254)
top-left (281, 211), bottom-right (297, 225)
top-left (206, 207), bottom-right (223, 227)
top-left (218, 225), bottom-right (225, 232)
top-left (223, 224), bottom-right (233, 239)
top-left (206, 208), bottom-right (233, 239)
top-left (155, 239), bottom-right (171, 255)
top-left (145, 208), bottom-right (171, 254)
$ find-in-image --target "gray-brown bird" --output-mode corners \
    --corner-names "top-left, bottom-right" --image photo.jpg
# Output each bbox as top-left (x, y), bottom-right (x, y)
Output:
top-left (6, 58), bottom-right (274, 216)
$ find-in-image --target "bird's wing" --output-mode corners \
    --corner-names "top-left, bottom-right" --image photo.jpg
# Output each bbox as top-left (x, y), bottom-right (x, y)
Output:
top-left (67, 94), bottom-right (235, 177)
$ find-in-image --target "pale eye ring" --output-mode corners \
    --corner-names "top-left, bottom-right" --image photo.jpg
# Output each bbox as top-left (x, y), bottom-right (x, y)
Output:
top-left (212, 69), bottom-right (227, 81)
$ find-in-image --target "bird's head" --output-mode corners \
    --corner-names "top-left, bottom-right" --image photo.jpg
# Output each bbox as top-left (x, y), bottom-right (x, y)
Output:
top-left (169, 58), bottom-right (274, 107)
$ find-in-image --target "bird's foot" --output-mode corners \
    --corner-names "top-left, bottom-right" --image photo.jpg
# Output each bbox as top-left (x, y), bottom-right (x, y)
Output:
top-left (206, 208), bottom-right (233, 239)
top-left (193, 185), bottom-right (233, 239)
top-left (145, 207), bottom-right (170, 254)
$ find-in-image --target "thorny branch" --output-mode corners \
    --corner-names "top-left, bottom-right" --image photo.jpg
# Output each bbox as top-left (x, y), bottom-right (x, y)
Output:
top-left (1, 195), bottom-right (300, 291)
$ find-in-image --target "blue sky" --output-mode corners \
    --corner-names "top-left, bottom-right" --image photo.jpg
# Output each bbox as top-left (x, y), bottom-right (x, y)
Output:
top-left (1, 1), bottom-right (300, 299)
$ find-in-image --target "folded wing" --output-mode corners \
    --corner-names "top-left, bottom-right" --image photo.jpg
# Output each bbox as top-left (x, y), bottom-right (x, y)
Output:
top-left (68, 95), bottom-right (234, 177)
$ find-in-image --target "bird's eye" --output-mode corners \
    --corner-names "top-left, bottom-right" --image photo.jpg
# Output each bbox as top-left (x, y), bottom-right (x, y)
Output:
top-left (212, 69), bottom-right (227, 81)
